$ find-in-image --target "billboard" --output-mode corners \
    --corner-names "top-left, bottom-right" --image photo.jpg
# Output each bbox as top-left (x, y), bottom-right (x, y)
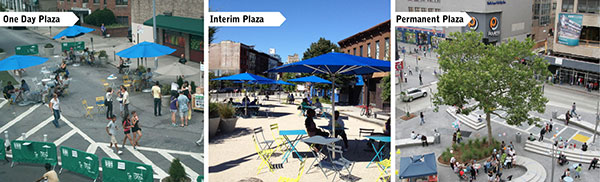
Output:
top-left (557, 13), bottom-right (583, 46)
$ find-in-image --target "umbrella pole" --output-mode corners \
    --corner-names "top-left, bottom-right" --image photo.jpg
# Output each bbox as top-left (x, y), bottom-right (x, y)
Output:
top-left (331, 74), bottom-right (336, 157)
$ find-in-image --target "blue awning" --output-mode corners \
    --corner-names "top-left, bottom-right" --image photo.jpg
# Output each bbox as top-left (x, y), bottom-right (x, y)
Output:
top-left (398, 153), bottom-right (438, 179)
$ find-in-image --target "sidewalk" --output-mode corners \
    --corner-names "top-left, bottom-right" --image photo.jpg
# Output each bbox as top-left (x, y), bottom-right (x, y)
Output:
top-left (28, 27), bottom-right (203, 85)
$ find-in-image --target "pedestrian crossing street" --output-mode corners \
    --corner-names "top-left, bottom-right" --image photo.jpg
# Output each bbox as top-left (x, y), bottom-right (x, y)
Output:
top-left (0, 99), bottom-right (204, 180)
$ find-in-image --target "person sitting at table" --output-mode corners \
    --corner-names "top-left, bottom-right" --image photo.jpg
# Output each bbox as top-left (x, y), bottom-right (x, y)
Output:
top-left (68, 47), bottom-right (75, 62)
top-left (242, 96), bottom-right (250, 105)
top-left (287, 93), bottom-right (294, 104)
top-left (118, 57), bottom-right (127, 74)
top-left (3, 81), bottom-right (16, 101)
top-left (383, 118), bottom-right (390, 136)
top-left (314, 98), bottom-right (323, 114)
top-left (305, 109), bottom-right (329, 151)
top-left (300, 98), bottom-right (309, 115)
top-left (82, 48), bottom-right (91, 64)
top-left (15, 79), bottom-right (30, 102)
top-left (332, 111), bottom-right (349, 151)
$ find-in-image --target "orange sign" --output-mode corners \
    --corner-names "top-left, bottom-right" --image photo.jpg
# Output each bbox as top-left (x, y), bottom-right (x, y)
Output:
top-left (468, 16), bottom-right (478, 30)
top-left (489, 17), bottom-right (498, 30)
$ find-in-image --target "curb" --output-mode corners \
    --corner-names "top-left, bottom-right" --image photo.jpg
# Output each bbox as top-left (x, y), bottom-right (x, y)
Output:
top-left (547, 84), bottom-right (600, 97)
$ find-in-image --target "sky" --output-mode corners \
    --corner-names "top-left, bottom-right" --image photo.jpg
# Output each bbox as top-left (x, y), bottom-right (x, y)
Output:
top-left (209, 0), bottom-right (390, 63)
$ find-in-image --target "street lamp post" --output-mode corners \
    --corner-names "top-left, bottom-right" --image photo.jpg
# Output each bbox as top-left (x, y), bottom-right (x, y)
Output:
top-left (593, 100), bottom-right (599, 143)
top-left (550, 140), bottom-right (556, 182)
top-left (152, 0), bottom-right (158, 70)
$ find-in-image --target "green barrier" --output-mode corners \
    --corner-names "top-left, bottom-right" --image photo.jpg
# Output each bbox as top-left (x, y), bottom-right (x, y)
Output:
top-left (10, 140), bottom-right (58, 166)
top-left (61, 41), bottom-right (85, 51)
top-left (197, 175), bottom-right (204, 182)
top-left (15, 44), bottom-right (39, 55)
top-left (101, 157), bottom-right (153, 182)
top-left (0, 138), bottom-right (5, 160)
top-left (59, 146), bottom-right (99, 180)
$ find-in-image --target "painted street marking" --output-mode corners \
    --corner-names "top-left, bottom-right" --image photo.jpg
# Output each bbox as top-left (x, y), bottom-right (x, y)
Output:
top-left (0, 99), bottom-right (8, 109)
top-left (17, 117), bottom-right (52, 140)
top-left (526, 124), bottom-right (537, 132)
top-left (124, 145), bottom-right (168, 179)
top-left (54, 130), bottom-right (77, 146)
top-left (98, 143), bottom-right (121, 160)
top-left (0, 104), bottom-right (41, 133)
top-left (86, 143), bottom-right (98, 154)
top-left (95, 142), bottom-right (204, 160)
top-left (555, 127), bottom-right (568, 139)
top-left (158, 151), bottom-right (200, 180)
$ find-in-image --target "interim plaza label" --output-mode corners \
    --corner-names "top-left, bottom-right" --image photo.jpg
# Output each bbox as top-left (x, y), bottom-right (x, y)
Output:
top-left (208, 12), bottom-right (286, 27)
top-left (0, 12), bottom-right (79, 27)
top-left (394, 12), bottom-right (471, 27)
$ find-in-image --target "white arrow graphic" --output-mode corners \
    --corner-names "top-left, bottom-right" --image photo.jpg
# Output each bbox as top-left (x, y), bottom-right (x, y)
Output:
top-left (0, 12), bottom-right (79, 27)
top-left (208, 12), bottom-right (286, 27)
top-left (394, 12), bottom-right (471, 27)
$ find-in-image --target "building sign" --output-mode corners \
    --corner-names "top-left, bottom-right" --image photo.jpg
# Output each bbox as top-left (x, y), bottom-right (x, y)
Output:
top-left (468, 16), bottom-right (478, 30)
top-left (487, 0), bottom-right (506, 5)
top-left (488, 16), bottom-right (500, 37)
top-left (557, 13), bottom-right (583, 46)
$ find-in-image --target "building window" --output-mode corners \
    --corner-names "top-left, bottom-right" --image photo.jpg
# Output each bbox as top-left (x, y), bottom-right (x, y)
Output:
top-left (116, 16), bottom-right (128, 25)
top-left (561, 0), bottom-right (574, 12)
top-left (408, 7), bottom-right (414, 12)
top-left (116, 0), bottom-right (128, 5)
top-left (190, 35), bottom-right (203, 51)
top-left (163, 30), bottom-right (186, 48)
top-left (93, 0), bottom-right (99, 3)
top-left (375, 40), bottom-right (380, 59)
top-left (435, 8), bottom-right (441, 12)
top-left (359, 46), bottom-right (363, 57)
top-left (578, 0), bottom-right (599, 14)
top-left (353, 48), bottom-right (356, 56)
top-left (367, 43), bottom-right (371, 57)
top-left (384, 38), bottom-right (390, 60)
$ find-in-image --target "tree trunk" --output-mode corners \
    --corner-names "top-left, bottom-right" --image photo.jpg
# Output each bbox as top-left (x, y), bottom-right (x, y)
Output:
top-left (486, 111), bottom-right (493, 145)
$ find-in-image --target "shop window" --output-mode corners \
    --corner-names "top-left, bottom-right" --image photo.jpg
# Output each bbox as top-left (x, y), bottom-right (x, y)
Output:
top-left (562, 0), bottom-right (574, 12)
top-left (164, 30), bottom-right (186, 48)
top-left (116, 0), bottom-right (128, 5)
top-left (190, 35), bottom-right (203, 51)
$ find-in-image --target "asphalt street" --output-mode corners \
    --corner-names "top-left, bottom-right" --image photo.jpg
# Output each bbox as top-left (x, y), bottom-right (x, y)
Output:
top-left (0, 27), bottom-right (203, 181)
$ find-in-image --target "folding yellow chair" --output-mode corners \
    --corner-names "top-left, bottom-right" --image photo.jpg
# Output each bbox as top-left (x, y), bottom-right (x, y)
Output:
top-left (82, 99), bottom-right (95, 118)
top-left (123, 80), bottom-right (132, 90)
top-left (277, 160), bottom-right (306, 182)
top-left (95, 96), bottom-right (106, 113)
top-left (101, 79), bottom-right (110, 90)
top-left (376, 159), bottom-right (391, 182)
top-left (122, 75), bottom-right (130, 82)
top-left (269, 123), bottom-right (290, 152)
top-left (252, 135), bottom-right (277, 174)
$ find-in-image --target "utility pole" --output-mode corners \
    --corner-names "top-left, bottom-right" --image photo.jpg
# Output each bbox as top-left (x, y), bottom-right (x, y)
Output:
top-left (550, 140), bottom-right (556, 182)
top-left (593, 100), bottom-right (599, 143)
top-left (152, 0), bottom-right (158, 70)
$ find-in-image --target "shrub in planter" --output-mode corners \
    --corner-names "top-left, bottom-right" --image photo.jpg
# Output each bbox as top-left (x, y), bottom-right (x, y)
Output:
top-left (161, 84), bottom-right (172, 95)
top-left (44, 43), bottom-right (54, 48)
top-left (0, 48), bottom-right (4, 53)
top-left (208, 102), bottom-right (220, 138)
top-left (84, 8), bottom-right (117, 27)
top-left (217, 103), bottom-right (237, 134)
top-left (162, 158), bottom-right (190, 182)
top-left (98, 50), bottom-right (108, 58)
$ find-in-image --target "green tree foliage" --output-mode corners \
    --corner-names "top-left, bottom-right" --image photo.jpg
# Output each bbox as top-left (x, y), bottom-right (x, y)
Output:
top-left (433, 31), bottom-right (551, 144)
top-left (167, 158), bottom-right (186, 182)
top-left (209, 27), bottom-right (219, 43)
top-left (84, 8), bottom-right (117, 27)
top-left (380, 75), bottom-right (391, 101)
top-left (281, 73), bottom-right (298, 92)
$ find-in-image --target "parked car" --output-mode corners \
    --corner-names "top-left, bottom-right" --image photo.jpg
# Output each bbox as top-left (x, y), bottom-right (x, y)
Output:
top-left (401, 88), bottom-right (427, 102)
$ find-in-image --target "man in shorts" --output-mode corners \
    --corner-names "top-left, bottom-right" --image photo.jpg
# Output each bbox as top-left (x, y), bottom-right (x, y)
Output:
top-left (105, 115), bottom-right (122, 155)
top-left (176, 90), bottom-right (190, 127)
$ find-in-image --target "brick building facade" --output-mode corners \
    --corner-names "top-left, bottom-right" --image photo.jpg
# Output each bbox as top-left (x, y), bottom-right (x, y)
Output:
top-left (338, 20), bottom-right (391, 111)
top-left (209, 40), bottom-right (283, 80)
top-left (57, 0), bottom-right (131, 25)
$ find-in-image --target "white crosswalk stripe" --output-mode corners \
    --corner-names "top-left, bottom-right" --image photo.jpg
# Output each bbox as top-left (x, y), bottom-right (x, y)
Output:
top-left (16, 117), bottom-right (53, 140)
top-left (124, 145), bottom-right (169, 179)
top-left (158, 151), bottom-right (200, 180)
top-left (0, 104), bottom-right (41, 134)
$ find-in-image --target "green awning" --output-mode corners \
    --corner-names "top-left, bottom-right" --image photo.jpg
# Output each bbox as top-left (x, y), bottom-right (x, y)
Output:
top-left (143, 15), bottom-right (204, 36)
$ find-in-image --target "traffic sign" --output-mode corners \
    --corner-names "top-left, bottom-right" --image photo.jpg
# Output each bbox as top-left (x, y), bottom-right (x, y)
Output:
top-left (61, 41), bottom-right (85, 51)
top-left (15, 44), bottom-right (39, 55)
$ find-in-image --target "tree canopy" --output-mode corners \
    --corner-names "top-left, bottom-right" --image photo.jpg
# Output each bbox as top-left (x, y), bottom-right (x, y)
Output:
top-left (433, 31), bottom-right (551, 143)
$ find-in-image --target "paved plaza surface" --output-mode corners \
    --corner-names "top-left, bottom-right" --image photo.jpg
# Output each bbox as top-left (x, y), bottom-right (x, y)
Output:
top-left (395, 42), bottom-right (600, 182)
top-left (0, 27), bottom-right (203, 181)
top-left (209, 98), bottom-right (389, 181)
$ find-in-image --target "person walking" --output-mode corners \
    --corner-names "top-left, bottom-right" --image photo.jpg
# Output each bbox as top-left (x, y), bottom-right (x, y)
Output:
top-left (404, 72), bottom-right (408, 83)
top-left (131, 111), bottom-right (142, 148)
top-left (539, 127), bottom-right (545, 141)
top-left (457, 129), bottom-right (462, 143)
top-left (575, 163), bottom-right (582, 178)
top-left (105, 87), bottom-right (114, 119)
top-left (565, 110), bottom-right (571, 125)
top-left (117, 85), bottom-right (124, 116)
top-left (49, 93), bottom-right (60, 128)
top-left (589, 158), bottom-right (598, 170)
top-left (169, 95), bottom-right (178, 127)
top-left (121, 86), bottom-right (130, 117)
top-left (419, 73), bottom-right (423, 85)
top-left (571, 102), bottom-right (579, 120)
top-left (549, 119), bottom-right (553, 132)
top-left (105, 115), bottom-right (122, 155)
top-left (176, 91), bottom-right (190, 127)
top-left (121, 113), bottom-right (136, 149)
top-left (35, 163), bottom-right (59, 182)
top-left (101, 23), bottom-right (106, 38)
top-left (419, 112), bottom-right (425, 125)
top-left (151, 82), bottom-right (162, 116)
top-left (408, 65), bottom-right (412, 75)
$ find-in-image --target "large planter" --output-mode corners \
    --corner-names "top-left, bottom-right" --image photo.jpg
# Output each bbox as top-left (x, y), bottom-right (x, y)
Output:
top-left (209, 117), bottom-right (221, 138)
top-left (219, 117), bottom-right (238, 134)
top-left (161, 176), bottom-right (191, 182)
top-left (99, 56), bottom-right (108, 65)
top-left (45, 47), bottom-right (54, 56)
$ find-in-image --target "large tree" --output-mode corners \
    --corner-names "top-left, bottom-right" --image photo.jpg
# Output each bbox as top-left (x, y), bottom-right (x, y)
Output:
top-left (433, 32), bottom-right (551, 144)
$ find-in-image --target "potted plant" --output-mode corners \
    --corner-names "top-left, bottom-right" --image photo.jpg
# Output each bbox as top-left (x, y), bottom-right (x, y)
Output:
top-left (98, 50), bottom-right (108, 64)
top-left (44, 43), bottom-right (54, 56)
top-left (208, 102), bottom-right (220, 138)
top-left (217, 103), bottom-right (237, 134)
top-left (161, 158), bottom-right (191, 182)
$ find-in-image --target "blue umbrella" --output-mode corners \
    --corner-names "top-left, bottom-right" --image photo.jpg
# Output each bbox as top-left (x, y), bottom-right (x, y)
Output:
top-left (52, 25), bottom-right (95, 39)
top-left (288, 75), bottom-right (332, 84)
top-left (275, 80), bottom-right (294, 86)
top-left (0, 55), bottom-right (49, 71)
top-left (268, 52), bottom-right (390, 141)
top-left (211, 72), bottom-right (274, 82)
top-left (116, 41), bottom-right (176, 58)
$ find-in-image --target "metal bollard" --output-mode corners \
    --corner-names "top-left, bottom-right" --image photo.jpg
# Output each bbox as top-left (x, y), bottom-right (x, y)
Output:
top-left (21, 132), bottom-right (26, 140)
top-left (4, 131), bottom-right (8, 147)
top-left (43, 134), bottom-right (48, 142)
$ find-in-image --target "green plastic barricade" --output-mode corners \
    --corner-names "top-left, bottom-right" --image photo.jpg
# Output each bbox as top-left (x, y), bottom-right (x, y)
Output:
top-left (101, 157), bottom-right (154, 182)
top-left (197, 175), bottom-right (204, 182)
top-left (61, 41), bottom-right (85, 51)
top-left (10, 140), bottom-right (58, 167)
top-left (15, 44), bottom-right (39, 55)
top-left (59, 146), bottom-right (99, 180)
top-left (0, 138), bottom-right (5, 160)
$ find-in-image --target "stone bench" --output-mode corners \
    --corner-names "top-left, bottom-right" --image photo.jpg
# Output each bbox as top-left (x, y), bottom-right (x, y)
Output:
top-left (556, 114), bottom-right (600, 134)
top-left (512, 156), bottom-right (547, 182)
top-left (395, 136), bottom-right (435, 147)
top-left (524, 140), bottom-right (600, 164)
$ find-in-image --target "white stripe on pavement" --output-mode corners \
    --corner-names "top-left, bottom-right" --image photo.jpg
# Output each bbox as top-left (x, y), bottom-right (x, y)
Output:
top-left (0, 99), bottom-right (8, 109)
top-left (124, 145), bottom-right (168, 179)
top-left (16, 117), bottom-right (53, 140)
top-left (0, 104), bottom-right (41, 134)
top-left (555, 127), bottom-right (568, 139)
top-left (86, 143), bottom-right (98, 154)
top-left (98, 143), bottom-right (121, 160)
top-left (158, 151), bottom-right (199, 180)
top-left (54, 130), bottom-right (77, 146)
top-left (95, 142), bottom-right (203, 157)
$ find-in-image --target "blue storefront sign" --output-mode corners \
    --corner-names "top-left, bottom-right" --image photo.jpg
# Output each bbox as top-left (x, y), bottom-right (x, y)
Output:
top-left (557, 13), bottom-right (583, 46)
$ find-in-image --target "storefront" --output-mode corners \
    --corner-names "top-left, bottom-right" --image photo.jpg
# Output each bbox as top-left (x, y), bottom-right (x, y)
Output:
top-left (143, 15), bottom-right (204, 63)
top-left (396, 26), bottom-right (446, 47)
top-left (546, 56), bottom-right (600, 91)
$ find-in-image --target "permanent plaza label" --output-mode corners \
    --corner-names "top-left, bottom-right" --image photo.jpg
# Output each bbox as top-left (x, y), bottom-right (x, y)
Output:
top-left (208, 12), bottom-right (286, 27)
top-left (394, 12), bottom-right (471, 27)
top-left (0, 12), bottom-right (79, 27)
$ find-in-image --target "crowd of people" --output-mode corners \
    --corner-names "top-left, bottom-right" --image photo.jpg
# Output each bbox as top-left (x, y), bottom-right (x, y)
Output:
top-left (448, 140), bottom-right (518, 182)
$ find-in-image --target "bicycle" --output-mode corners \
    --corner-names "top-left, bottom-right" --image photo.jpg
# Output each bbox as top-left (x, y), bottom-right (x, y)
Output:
top-left (360, 105), bottom-right (373, 118)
